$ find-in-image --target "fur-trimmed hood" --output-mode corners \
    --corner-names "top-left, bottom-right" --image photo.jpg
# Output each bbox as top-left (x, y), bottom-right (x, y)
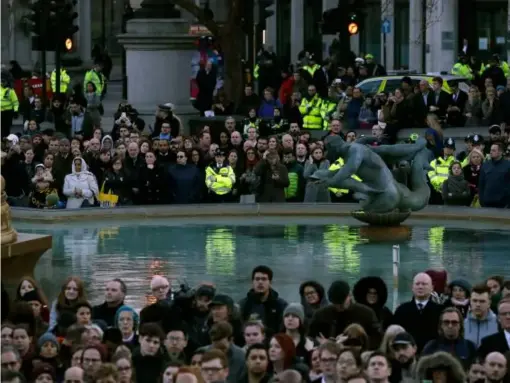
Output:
top-left (415, 351), bottom-right (466, 383)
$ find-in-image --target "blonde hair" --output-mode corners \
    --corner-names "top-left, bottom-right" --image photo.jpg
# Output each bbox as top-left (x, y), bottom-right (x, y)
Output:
top-left (379, 325), bottom-right (406, 357)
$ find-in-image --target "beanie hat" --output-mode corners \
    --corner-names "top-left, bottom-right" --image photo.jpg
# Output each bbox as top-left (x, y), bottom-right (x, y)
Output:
top-left (37, 332), bottom-right (60, 351)
top-left (328, 280), bottom-right (351, 304)
top-left (150, 275), bottom-right (169, 291)
top-left (283, 303), bottom-right (305, 324)
top-left (21, 289), bottom-right (42, 304)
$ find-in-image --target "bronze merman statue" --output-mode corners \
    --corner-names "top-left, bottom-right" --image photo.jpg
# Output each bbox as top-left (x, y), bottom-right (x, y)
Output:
top-left (313, 136), bottom-right (431, 214)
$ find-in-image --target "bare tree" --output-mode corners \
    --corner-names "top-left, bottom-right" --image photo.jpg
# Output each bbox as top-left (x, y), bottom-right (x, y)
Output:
top-left (171, 0), bottom-right (245, 103)
top-left (381, 0), bottom-right (443, 45)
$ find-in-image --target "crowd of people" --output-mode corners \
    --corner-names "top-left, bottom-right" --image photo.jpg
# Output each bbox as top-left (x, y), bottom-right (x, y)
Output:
top-left (1, 267), bottom-right (510, 382)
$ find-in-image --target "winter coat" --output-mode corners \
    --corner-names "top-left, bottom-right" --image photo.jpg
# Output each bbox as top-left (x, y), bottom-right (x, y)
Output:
top-left (415, 351), bottom-right (466, 383)
top-left (62, 157), bottom-right (99, 208)
top-left (463, 309), bottom-right (499, 347)
top-left (254, 160), bottom-right (289, 203)
top-left (353, 276), bottom-right (394, 330)
top-left (309, 303), bottom-right (382, 349)
top-left (168, 163), bottom-right (202, 204)
top-left (479, 158), bottom-right (510, 208)
top-left (138, 164), bottom-right (167, 205)
top-left (298, 281), bottom-right (329, 321)
top-left (199, 343), bottom-right (246, 383)
top-left (303, 160), bottom-right (331, 202)
top-left (422, 336), bottom-right (477, 369)
top-left (239, 289), bottom-right (288, 337)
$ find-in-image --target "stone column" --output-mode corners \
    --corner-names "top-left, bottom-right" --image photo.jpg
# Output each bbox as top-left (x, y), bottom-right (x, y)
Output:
top-left (322, 0), bottom-right (336, 58)
top-left (508, 0), bottom-right (510, 63)
top-left (265, 2), bottom-right (277, 50)
top-left (350, 34), bottom-right (360, 56)
top-left (409, 0), bottom-right (423, 72)
top-left (290, 0), bottom-right (304, 62)
top-left (77, 0), bottom-right (92, 65)
top-left (425, 0), bottom-right (458, 73)
top-left (380, 0), bottom-right (395, 71)
top-left (117, 5), bottom-right (197, 116)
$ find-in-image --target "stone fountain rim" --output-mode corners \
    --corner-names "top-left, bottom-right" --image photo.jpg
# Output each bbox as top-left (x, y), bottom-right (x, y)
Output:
top-left (10, 204), bottom-right (510, 225)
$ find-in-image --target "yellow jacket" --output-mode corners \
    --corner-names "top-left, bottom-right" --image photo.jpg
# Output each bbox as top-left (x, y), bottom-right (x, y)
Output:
top-left (83, 69), bottom-right (104, 95)
top-left (428, 156), bottom-right (455, 192)
top-left (328, 157), bottom-right (362, 195)
top-left (299, 94), bottom-right (323, 130)
top-left (50, 69), bottom-right (71, 93)
top-left (1, 85), bottom-right (19, 112)
top-left (205, 164), bottom-right (235, 195)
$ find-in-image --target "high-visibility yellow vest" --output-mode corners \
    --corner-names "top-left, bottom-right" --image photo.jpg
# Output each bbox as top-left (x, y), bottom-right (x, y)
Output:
top-left (328, 157), bottom-right (362, 195)
top-left (451, 63), bottom-right (473, 80)
top-left (50, 69), bottom-right (70, 93)
top-left (205, 165), bottom-right (235, 195)
top-left (320, 99), bottom-right (337, 130)
top-left (1, 86), bottom-right (19, 112)
top-left (427, 156), bottom-right (455, 193)
top-left (481, 61), bottom-right (510, 78)
top-left (83, 69), bottom-right (103, 95)
top-left (253, 64), bottom-right (260, 79)
top-left (299, 95), bottom-right (323, 130)
top-left (303, 64), bottom-right (321, 77)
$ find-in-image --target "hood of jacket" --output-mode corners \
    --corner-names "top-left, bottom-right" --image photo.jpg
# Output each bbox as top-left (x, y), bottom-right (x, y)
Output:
top-left (353, 276), bottom-right (388, 308)
top-left (101, 135), bottom-right (113, 148)
top-left (299, 281), bottom-right (329, 317)
top-left (415, 351), bottom-right (466, 383)
top-left (448, 279), bottom-right (472, 297)
top-left (245, 288), bottom-right (281, 304)
top-left (71, 157), bottom-right (89, 174)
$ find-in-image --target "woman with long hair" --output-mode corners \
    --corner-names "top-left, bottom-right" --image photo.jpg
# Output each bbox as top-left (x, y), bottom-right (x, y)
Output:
top-left (15, 276), bottom-right (50, 322)
top-left (268, 333), bottom-right (297, 376)
top-left (49, 276), bottom-right (86, 331)
top-left (304, 146), bottom-right (331, 202)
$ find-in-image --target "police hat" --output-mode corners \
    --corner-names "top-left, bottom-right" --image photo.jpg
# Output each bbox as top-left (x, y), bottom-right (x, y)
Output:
top-left (464, 133), bottom-right (473, 143)
top-left (444, 137), bottom-right (456, 149)
top-left (471, 134), bottom-right (483, 145)
top-left (214, 148), bottom-right (226, 157)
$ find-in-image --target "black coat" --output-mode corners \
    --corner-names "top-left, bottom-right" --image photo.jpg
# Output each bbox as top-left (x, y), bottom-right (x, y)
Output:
top-left (446, 90), bottom-right (468, 127)
top-left (195, 68), bottom-right (217, 113)
top-left (92, 301), bottom-right (124, 327)
top-left (353, 276), bottom-right (394, 330)
top-left (138, 164), bottom-right (167, 205)
top-left (132, 348), bottom-right (168, 383)
top-left (392, 299), bottom-right (443, 352)
top-left (478, 331), bottom-right (510, 359)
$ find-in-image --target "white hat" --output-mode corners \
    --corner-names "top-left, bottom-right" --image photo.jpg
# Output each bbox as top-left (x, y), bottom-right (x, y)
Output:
top-left (6, 134), bottom-right (18, 144)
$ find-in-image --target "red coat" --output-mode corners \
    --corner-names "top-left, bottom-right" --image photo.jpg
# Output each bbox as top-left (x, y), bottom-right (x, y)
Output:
top-left (279, 77), bottom-right (294, 106)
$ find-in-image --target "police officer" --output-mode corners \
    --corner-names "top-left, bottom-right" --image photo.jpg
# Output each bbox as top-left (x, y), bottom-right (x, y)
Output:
top-left (50, 67), bottom-right (71, 94)
top-left (299, 85), bottom-right (323, 130)
top-left (205, 149), bottom-right (236, 203)
top-left (1, 77), bottom-right (19, 138)
top-left (83, 62), bottom-right (104, 98)
top-left (451, 54), bottom-right (473, 80)
top-left (428, 138), bottom-right (456, 203)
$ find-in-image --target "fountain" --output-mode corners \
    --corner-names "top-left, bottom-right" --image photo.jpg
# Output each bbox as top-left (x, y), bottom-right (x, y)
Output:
top-left (1, 176), bottom-right (52, 282)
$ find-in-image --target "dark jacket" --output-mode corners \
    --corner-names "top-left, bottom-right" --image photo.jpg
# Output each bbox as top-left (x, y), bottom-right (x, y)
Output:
top-left (392, 299), bottom-right (443, 352)
top-left (92, 301), bottom-right (124, 327)
top-left (102, 170), bottom-right (132, 205)
top-left (239, 289), bottom-right (288, 337)
top-left (353, 276), bottom-right (394, 331)
top-left (478, 331), bottom-right (510, 359)
top-left (308, 303), bottom-right (382, 349)
top-left (138, 164), bottom-right (167, 205)
top-left (168, 163), bottom-right (202, 204)
top-left (422, 337), bottom-right (477, 369)
top-left (132, 347), bottom-right (168, 383)
top-left (254, 160), bottom-right (289, 203)
top-left (479, 158), bottom-right (510, 208)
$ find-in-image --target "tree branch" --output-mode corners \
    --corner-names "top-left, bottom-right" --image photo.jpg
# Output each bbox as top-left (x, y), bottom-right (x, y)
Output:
top-left (170, 0), bottom-right (220, 35)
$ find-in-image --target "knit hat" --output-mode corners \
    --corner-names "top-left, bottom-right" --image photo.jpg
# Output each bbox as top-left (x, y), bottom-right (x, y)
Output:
top-left (283, 303), bottom-right (305, 323)
top-left (448, 279), bottom-right (472, 297)
top-left (196, 284), bottom-right (216, 299)
top-left (20, 289), bottom-right (42, 304)
top-left (37, 332), bottom-right (60, 351)
top-left (328, 280), bottom-right (350, 305)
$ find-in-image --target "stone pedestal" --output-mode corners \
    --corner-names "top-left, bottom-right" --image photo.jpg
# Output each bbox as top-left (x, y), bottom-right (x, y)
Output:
top-left (117, 18), bottom-right (197, 116)
top-left (1, 176), bottom-right (52, 281)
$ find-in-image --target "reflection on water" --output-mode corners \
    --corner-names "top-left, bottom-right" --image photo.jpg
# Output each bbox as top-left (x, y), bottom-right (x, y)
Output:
top-left (14, 218), bottom-right (510, 310)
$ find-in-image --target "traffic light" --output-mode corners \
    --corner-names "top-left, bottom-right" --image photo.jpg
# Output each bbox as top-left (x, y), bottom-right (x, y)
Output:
top-left (58, 0), bottom-right (79, 52)
top-left (347, 12), bottom-right (359, 35)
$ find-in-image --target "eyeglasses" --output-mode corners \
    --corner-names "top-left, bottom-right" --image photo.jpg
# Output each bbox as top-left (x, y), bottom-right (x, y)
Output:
top-left (441, 320), bottom-right (460, 326)
top-left (167, 336), bottom-right (185, 342)
top-left (1, 361), bottom-right (19, 368)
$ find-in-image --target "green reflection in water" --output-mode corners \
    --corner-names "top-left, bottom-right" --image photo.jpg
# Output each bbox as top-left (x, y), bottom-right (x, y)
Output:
top-left (205, 227), bottom-right (236, 276)
top-left (323, 224), bottom-right (366, 274)
top-left (428, 226), bottom-right (445, 258)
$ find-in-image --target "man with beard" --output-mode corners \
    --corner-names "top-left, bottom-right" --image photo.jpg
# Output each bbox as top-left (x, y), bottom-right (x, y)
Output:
top-left (239, 344), bottom-right (270, 383)
top-left (388, 332), bottom-right (417, 383)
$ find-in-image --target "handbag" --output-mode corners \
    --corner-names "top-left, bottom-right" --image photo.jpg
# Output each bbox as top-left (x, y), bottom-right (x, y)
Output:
top-left (98, 181), bottom-right (119, 208)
